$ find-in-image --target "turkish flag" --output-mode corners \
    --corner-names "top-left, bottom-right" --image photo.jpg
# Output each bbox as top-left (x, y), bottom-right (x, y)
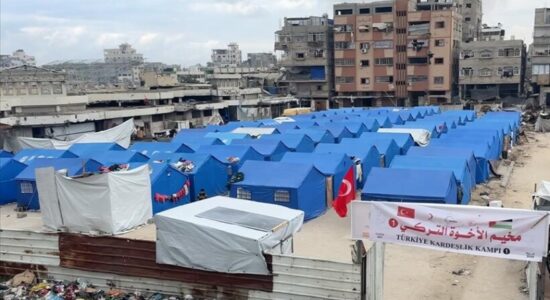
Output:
top-left (333, 167), bottom-right (356, 217)
top-left (397, 206), bottom-right (415, 219)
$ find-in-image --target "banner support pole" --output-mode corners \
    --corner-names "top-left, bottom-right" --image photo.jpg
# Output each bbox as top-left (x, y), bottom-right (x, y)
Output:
top-left (528, 261), bottom-right (538, 300)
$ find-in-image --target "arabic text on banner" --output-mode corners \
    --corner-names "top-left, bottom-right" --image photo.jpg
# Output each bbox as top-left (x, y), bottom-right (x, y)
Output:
top-left (352, 201), bottom-right (549, 262)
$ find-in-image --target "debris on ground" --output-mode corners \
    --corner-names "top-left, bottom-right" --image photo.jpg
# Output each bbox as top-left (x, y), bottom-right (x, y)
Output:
top-left (451, 268), bottom-right (471, 276)
top-left (0, 270), bottom-right (188, 300)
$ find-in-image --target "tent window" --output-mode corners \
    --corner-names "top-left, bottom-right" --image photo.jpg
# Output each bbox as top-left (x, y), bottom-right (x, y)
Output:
top-left (21, 182), bottom-right (34, 194)
top-left (237, 188), bottom-right (251, 200)
top-left (274, 190), bottom-right (290, 202)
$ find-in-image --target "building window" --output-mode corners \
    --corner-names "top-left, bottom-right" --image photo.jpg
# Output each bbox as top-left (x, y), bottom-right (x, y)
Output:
top-left (191, 110), bottom-right (202, 118)
top-left (295, 52), bottom-right (305, 59)
top-left (237, 188), bottom-right (251, 200)
top-left (434, 77), bottom-right (444, 84)
top-left (396, 63), bottom-right (407, 70)
top-left (513, 66), bottom-right (519, 75)
top-left (434, 58), bottom-right (444, 64)
top-left (466, 3), bottom-right (472, 8)
top-left (498, 48), bottom-right (520, 57)
top-left (435, 39), bottom-right (445, 47)
top-left (308, 33), bottom-right (325, 42)
top-left (20, 182), bottom-right (34, 194)
top-left (335, 9), bottom-right (353, 15)
top-left (435, 21), bottom-right (445, 29)
top-left (335, 42), bottom-right (355, 49)
top-left (360, 78), bottom-right (370, 85)
top-left (373, 40), bottom-right (393, 49)
top-left (375, 6), bottom-right (393, 13)
top-left (203, 110), bottom-right (213, 117)
top-left (478, 68), bottom-right (492, 76)
top-left (336, 76), bottom-right (354, 84)
top-left (461, 50), bottom-right (474, 59)
top-left (499, 66), bottom-right (515, 77)
top-left (274, 190), bottom-right (290, 202)
top-left (360, 43), bottom-right (370, 53)
top-left (311, 49), bottom-right (324, 58)
top-left (317, 85), bottom-right (323, 91)
top-left (359, 8), bottom-right (370, 14)
top-left (335, 58), bottom-right (355, 66)
top-left (334, 24), bottom-right (353, 33)
top-left (360, 60), bottom-right (370, 67)
top-left (396, 28), bottom-right (407, 34)
top-left (479, 50), bottom-right (493, 58)
top-left (375, 57), bottom-right (393, 65)
top-left (461, 67), bottom-right (474, 76)
top-left (152, 114), bottom-right (164, 122)
top-left (52, 84), bottom-right (63, 94)
top-left (465, 17), bottom-right (471, 22)
top-left (408, 57), bottom-right (428, 64)
top-left (533, 64), bottom-right (550, 75)
top-left (407, 75), bottom-right (428, 83)
top-left (375, 76), bottom-right (393, 83)
top-left (28, 85), bottom-right (38, 95)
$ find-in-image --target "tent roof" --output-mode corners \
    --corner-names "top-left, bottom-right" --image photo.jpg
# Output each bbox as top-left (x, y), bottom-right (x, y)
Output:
top-left (149, 152), bottom-right (218, 172)
top-left (204, 132), bottom-right (251, 144)
top-left (261, 133), bottom-right (313, 149)
top-left (341, 138), bottom-right (398, 155)
top-left (231, 127), bottom-right (279, 136)
top-left (360, 132), bottom-right (414, 150)
top-left (16, 158), bottom-right (87, 180)
top-left (236, 160), bottom-right (317, 188)
top-left (362, 167), bottom-right (456, 201)
top-left (149, 161), bottom-right (184, 182)
top-left (197, 144), bottom-right (262, 162)
top-left (280, 152), bottom-right (348, 176)
top-left (314, 143), bottom-right (379, 161)
top-left (283, 129), bottom-right (335, 143)
top-left (129, 142), bottom-right (182, 153)
top-left (390, 155), bottom-right (468, 181)
top-left (0, 158), bottom-right (26, 170)
top-left (68, 143), bottom-right (125, 157)
top-left (89, 151), bottom-right (149, 165)
top-left (14, 149), bottom-right (76, 162)
top-left (231, 139), bottom-right (290, 156)
top-left (0, 150), bottom-right (13, 157)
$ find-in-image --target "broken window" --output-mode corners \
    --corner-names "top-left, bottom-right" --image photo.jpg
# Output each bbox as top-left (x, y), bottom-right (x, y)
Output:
top-left (359, 8), bottom-right (370, 14)
top-left (375, 6), bottom-right (392, 13)
top-left (360, 42), bottom-right (370, 53)
top-left (360, 60), bottom-right (370, 67)
top-left (335, 42), bottom-right (355, 49)
top-left (498, 48), bottom-right (519, 57)
top-left (335, 9), bottom-right (353, 15)
top-left (295, 52), bottom-right (305, 59)
top-left (334, 24), bottom-right (353, 33)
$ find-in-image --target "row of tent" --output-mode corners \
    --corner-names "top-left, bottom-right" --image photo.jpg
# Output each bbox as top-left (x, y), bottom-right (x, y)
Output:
top-left (0, 106), bottom-right (520, 221)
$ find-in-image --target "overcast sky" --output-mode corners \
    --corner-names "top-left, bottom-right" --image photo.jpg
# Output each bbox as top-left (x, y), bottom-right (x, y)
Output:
top-left (0, 0), bottom-right (546, 66)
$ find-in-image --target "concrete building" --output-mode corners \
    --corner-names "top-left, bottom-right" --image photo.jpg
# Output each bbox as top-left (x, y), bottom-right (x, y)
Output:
top-left (242, 53), bottom-right (277, 68)
top-left (0, 50), bottom-right (36, 70)
top-left (459, 0), bottom-right (482, 43)
top-left (104, 43), bottom-right (144, 64)
top-left (178, 66), bottom-right (207, 84)
top-left (459, 39), bottom-right (526, 100)
top-left (211, 43), bottom-right (242, 67)
top-left (531, 8), bottom-right (550, 107)
top-left (141, 69), bottom-right (179, 88)
top-left (332, 0), bottom-right (461, 107)
top-left (274, 15), bottom-right (334, 110)
top-left (480, 24), bottom-right (505, 42)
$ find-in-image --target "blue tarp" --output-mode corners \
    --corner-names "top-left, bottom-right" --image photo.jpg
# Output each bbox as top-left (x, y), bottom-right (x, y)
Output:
top-left (361, 167), bottom-right (458, 204)
top-left (231, 160), bottom-right (326, 220)
top-left (149, 162), bottom-right (191, 214)
top-left (405, 146), bottom-right (478, 184)
top-left (261, 134), bottom-right (315, 152)
top-left (443, 110), bottom-right (476, 122)
top-left (0, 158), bottom-right (27, 204)
top-left (394, 124), bottom-right (440, 138)
top-left (390, 155), bottom-right (473, 205)
top-left (231, 139), bottom-right (290, 161)
top-left (13, 149), bottom-right (77, 164)
top-left (314, 143), bottom-right (380, 188)
top-left (281, 152), bottom-right (354, 200)
top-left (86, 151), bottom-right (149, 172)
top-left (173, 137), bottom-right (225, 152)
top-left (129, 142), bottom-right (187, 156)
top-left (317, 124), bottom-right (354, 142)
top-left (0, 150), bottom-right (13, 157)
top-left (148, 152), bottom-right (228, 201)
top-left (340, 138), bottom-right (400, 167)
top-left (282, 129), bottom-right (335, 145)
top-left (16, 158), bottom-right (96, 210)
top-left (385, 113), bottom-right (405, 125)
top-left (342, 122), bottom-right (367, 138)
top-left (205, 132), bottom-right (251, 144)
top-left (310, 66), bottom-right (326, 80)
top-left (68, 143), bottom-right (125, 158)
top-left (360, 132), bottom-right (414, 154)
top-left (197, 144), bottom-right (264, 174)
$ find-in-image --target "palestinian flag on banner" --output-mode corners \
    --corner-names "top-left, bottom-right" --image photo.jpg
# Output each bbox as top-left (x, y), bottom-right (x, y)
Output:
top-left (488, 219), bottom-right (513, 230)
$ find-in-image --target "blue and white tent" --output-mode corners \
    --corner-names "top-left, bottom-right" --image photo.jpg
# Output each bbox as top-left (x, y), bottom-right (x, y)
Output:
top-left (231, 139), bottom-right (290, 161)
top-left (340, 138), bottom-right (400, 167)
top-left (360, 132), bottom-right (414, 155)
top-left (390, 155), bottom-right (473, 204)
top-left (149, 153), bottom-right (228, 202)
top-left (281, 152), bottom-right (354, 202)
top-left (231, 160), bottom-right (326, 220)
top-left (68, 143), bottom-right (125, 158)
top-left (149, 162), bottom-right (191, 215)
top-left (0, 158), bottom-right (27, 204)
top-left (15, 158), bottom-right (98, 210)
top-left (13, 149), bottom-right (77, 164)
top-left (314, 143), bottom-right (380, 188)
top-left (361, 167), bottom-right (458, 204)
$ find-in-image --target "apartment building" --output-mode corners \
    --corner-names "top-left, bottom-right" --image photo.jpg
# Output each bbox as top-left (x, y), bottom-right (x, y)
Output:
top-left (480, 24), bottom-right (505, 42)
top-left (333, 0), bottom-right (461, 107)
top-left (104, 43), bottom-right (144, 64)
top-left (531, 8), bottom-right (550, 107)
top-left (459, 0), bottom-right (482, 42)
top-left (274, 15), bottom-right (334, 110)
top-left (211, 43), bottom-right (242, 67)
top-left (0, 49), bottom-right (36, 70)
top-left (459, 39), bottom-right (526, 100)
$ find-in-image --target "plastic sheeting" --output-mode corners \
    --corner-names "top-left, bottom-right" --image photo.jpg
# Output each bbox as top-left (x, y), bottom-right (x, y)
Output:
top-left (378, 128), bottom-right (431, 147)
top-left (36, 164), bottom-right (152, 234)
top-left (155, 196), bottom-right (304, 275)
top-left (535, 181), bottom-right (550, 201)
top-left (4, 119), bottom-right (134, 152)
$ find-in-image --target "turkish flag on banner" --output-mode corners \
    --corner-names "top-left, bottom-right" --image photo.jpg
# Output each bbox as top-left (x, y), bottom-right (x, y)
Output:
top-left (397, 206), bottom-right (416, 219)
top-left (333, 167), bottom-right (356, 217)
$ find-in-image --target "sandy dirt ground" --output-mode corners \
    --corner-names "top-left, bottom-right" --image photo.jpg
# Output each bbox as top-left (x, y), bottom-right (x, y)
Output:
top-left (293, 132), bottom-right (550, 300)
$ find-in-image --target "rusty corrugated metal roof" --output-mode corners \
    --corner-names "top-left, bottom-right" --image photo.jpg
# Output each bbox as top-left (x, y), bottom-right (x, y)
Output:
top-left (58, 233), bottom-right (273, 292)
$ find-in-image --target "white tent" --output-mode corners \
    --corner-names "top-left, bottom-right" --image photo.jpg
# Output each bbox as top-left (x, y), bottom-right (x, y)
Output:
top-left (4, 119), bottom-right (134, 152)
top-left (36, 164), bottom-right (152, 234)
top-left (155, 196), bottom-right (304, 275)
top-left (535, 181), bottom-right (550, 202)
top-left (378, 128), bottom-right (431, 147)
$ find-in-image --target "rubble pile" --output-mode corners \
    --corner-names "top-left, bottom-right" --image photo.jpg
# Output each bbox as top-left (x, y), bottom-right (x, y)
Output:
top-left (0, 270), bottom-right (186, 300)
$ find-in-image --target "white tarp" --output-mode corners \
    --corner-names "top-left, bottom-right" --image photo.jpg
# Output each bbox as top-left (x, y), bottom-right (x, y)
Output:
top-left (155, 196), bottom-right (304, 275)
top-left (5, 119), bottom-right (134, 152)
top-left (36, 164), bottom-right (152, 234)
top-left (231, 127), bottom-right (277, 137)
top-left (535, 181), bottom-right (550, 201)
top-left (351, 201), bottom-right (549, 262)
top-left (378, 128), bottom-right (431, 146)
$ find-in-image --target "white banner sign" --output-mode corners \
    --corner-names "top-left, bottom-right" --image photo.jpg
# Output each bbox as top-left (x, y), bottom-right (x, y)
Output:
top-left (351, 201), bottom-right (550, 262)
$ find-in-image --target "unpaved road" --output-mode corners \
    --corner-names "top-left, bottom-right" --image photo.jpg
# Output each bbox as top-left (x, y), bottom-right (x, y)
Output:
top-left (293, 132), bottom-right (550, 300)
